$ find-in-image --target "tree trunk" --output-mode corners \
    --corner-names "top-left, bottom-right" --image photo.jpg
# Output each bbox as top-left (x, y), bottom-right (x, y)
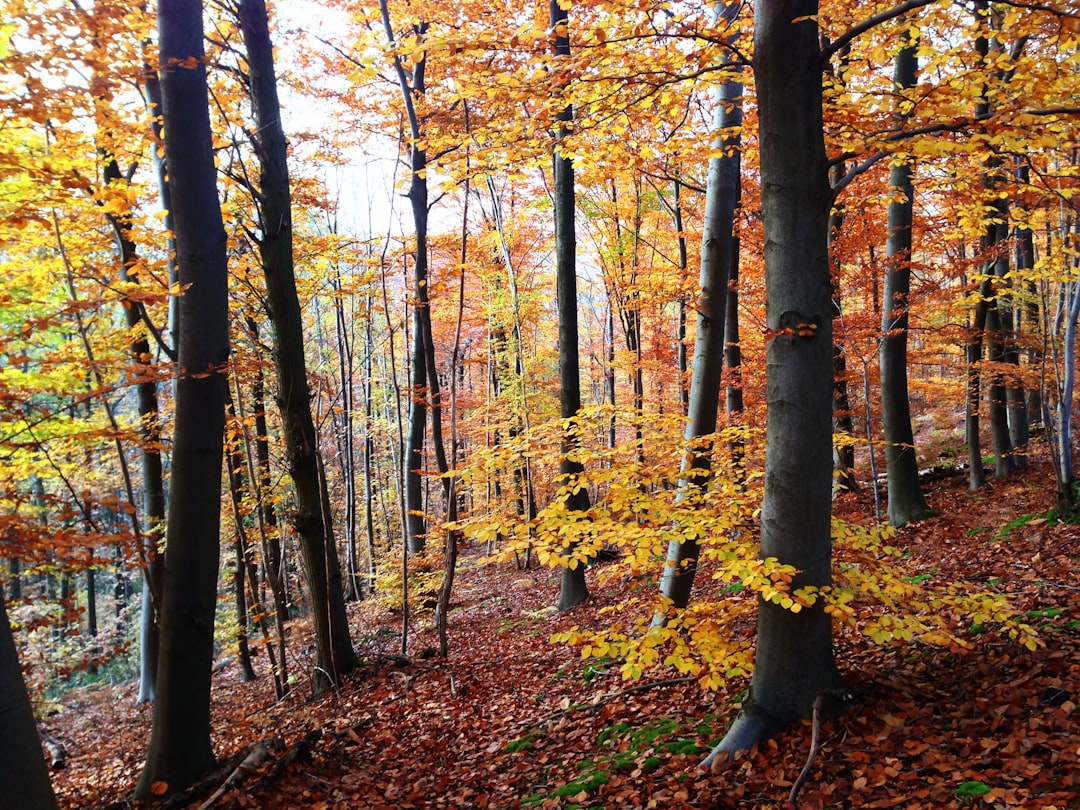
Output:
top-left (985, 215), bottom-right (1015, 477)
top-left (880, 37), bottom-right (930, 527)
top-left (710, 0), bottom-right (847, 759)
top-left (135, 0), bottom-right (229, 796)
top-left (966, 274), bottom-right (992, 490)
top-left (1014, 165), bottom-right (1042, 431)
top-left (672, 181), bottom-right (691, 417)
top-left (248, 323), bottom-right (289, 626)
top-left (656, 1), bottom-right (741, 614)
top-left (829, 194), bottom-right (859, 494)
top-left (101, 155), bottom-right (167, 705)
top-left (0, 583), bottom-right (58, 809)
top-left (238, 0), bottom-right (353, 694)
top-left (551, 0), bottom-right (591, 612)
top-left (226, 392), bottom-right (257, 683)
top-left (376, 0), bottom-right (433, 557)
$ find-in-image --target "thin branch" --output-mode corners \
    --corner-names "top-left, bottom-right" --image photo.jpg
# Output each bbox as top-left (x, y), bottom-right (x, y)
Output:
top-left (819, 0), bottom-right (939, 66)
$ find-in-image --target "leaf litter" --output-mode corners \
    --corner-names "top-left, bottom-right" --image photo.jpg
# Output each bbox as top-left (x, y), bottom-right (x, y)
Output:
top-left (44, 461), bottom-right (1077, 809)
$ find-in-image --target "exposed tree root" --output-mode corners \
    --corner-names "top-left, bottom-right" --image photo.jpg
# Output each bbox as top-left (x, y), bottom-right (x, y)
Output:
top-left (702, 707), bottom-right (785, 772)
top-left (788, 695), bottom-right (823, 804)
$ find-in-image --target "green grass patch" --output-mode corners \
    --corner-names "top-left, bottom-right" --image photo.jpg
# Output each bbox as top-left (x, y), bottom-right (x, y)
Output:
top-left (528, 714), bottom-right (715, 806)
top-left (994, 513), bottom-right (1037, 541)
top-left (503, 731), bottom-right (544, 754)
top-left (955, 780), bottom-right (992, 801)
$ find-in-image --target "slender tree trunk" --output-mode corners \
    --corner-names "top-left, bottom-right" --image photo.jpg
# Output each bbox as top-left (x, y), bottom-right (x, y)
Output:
top-left (8, 558), bottom-right (20, 601)
top-left (880, 36), bottom-right (930, 527)
top-left (985, 214), bottom-right (1016, 477)
top-left (331, 265), bottom-right (360, 599)
top-left (829, 191), bottom-right (859, 494)
top-left (672, 181), bottom-right (691, 417)
top-left (551, 0), bottom-right (591, 612)
top-left (656, 2), bottom-right (741, 614)
top-left (377, 0), bottom-right (432, 556)
top-left (232, 370), bottom-right (289, 698)
top-left (1055, 221), bottom-right (1080, 503)
top-left (0, 582), bottom-right (58, 809)
top-left (709, 0), bottom-right (847, 759)
top-left (364, 294), bottom-right (378, 594)
top-left (967, 274), bottom-right (992, 490)
top-left (435, 170), bottom-right (470, 655)
top-left (135, 0), bottom-right (229, 796)
top-left (226, 392), bottom-right (257, 683)
top-left (247, 323), bottom-right (289, 625)
top-left (1015, 162), bottom-right (1043, 432)
top-left (101, 156), bottom-right (167, 705)
top-left (238, 0), bottom-right (354, 691)
top-left (725, 221), bottom-right (744, 468)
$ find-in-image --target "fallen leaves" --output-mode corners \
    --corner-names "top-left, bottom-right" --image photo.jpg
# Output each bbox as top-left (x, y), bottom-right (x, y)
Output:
top-left (37, 461), bottom-right (1080, 809)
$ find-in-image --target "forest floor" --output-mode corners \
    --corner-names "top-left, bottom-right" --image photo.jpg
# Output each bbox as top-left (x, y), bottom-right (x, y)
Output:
top-left (45, 457), bottom-right (1078, 809)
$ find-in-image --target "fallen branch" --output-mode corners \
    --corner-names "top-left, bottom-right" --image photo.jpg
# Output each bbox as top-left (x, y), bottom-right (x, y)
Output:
top-left (249, 728), bottom-right (323, 795)
top-left (196, 737), bottom-right (284, 810)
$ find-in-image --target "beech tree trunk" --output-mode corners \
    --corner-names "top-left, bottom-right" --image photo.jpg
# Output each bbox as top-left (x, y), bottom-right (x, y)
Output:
top-left (656, 0), bottom-right (741, 615)
top-left (985, 215), bottom-right (1015, 477)
top-left (966, 274), bottom-right (992, 490)
top-left (709, 0), bottom-right (847, 759)
top-left (880, 38), bottom-right (931, 527)
top-left (135, 0), bottom-right (229, 796)
top-left (238, 0), bottom-right (353, 694)
top-left (376, 0), bottom-right (432, 557)
top-left (672, 181), bottom-right (691, 417)
top-left (0, 582), bottom-right (58, 809)
top-left (101, 156), bottom-right (167, 705)
top-left (551, 0), bottom-right (591, 612)
top-left (829, 195), bottom-right (859, 494)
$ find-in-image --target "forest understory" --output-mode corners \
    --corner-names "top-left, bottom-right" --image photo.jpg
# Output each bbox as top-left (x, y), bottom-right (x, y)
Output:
top-left (44, 457), bottom-right (1078, 810)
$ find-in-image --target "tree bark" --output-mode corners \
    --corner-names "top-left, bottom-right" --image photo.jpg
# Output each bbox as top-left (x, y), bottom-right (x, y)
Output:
top-left (880, 37), bottom-right (931, 527)
top-left (0, 583), bottom-right (58, 809)
top-left (238, 0), bottom-right (353, 694)
top-left (829, 179), bottom-right (859, 494)
top-left (710, 0), bottom-right (847, 759)
top-left (655, 0), bottom-right (741, 615)
top-left (551, 0), bottom-right (591, 612)
top-left (376, 0), bottom-right (433, 557)
top-left (135, 0), bottom-right (229, 796)
top-left (101, 156), bottom-right (167, 705)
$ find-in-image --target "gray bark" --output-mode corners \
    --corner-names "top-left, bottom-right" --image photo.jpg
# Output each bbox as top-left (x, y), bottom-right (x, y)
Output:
top-left (0, 583), bottom-right (58, 809)
top-left (880, 39), bottom-right (930, 526)
top-left (100, 156), bottom-right (167, 705)
top-left (709, 0), bottom-right (847, 761)
top-left (238, 0), bottom-right (354, 694)
top-left (551, 0), bottom-right (591, 612)
top-left (985, 216), bottom-right (1015, 477)
top-left (966, 274), bottom-right (992, 490)
top-left (656, 1), bottom-right (741, 614)
top-left (135, 0), bottom-right (229, 796)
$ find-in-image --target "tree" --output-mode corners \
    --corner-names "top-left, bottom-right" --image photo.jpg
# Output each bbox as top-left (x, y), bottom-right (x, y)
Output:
top-left (236, 0), bottom-right (354, 694)
top-left (551, 0), bottom-right (591, 612)
top-left (376, 0), bottom-right (435, 558)
top-left (708, 0), bottom-right (849, 759)
top-left (0, 582), bottom-right (58, 810)
top-left (656, 0), bottom-right (742, 614)
top-left (880, 33), bottom-right (931, 527)
top-left (134, 0), bottom-right (230, 797)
